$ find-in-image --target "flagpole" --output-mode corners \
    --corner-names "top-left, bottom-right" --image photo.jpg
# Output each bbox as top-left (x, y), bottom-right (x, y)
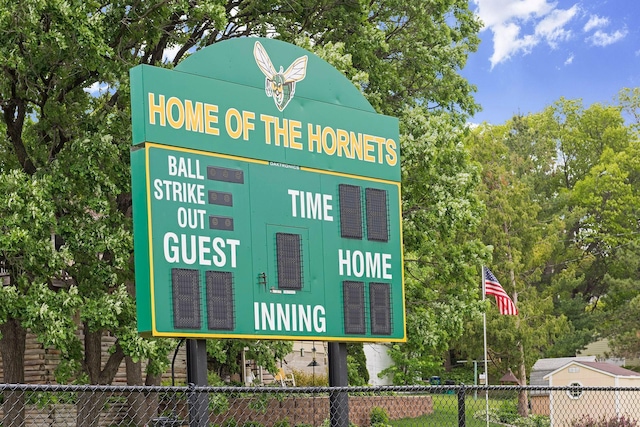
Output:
top-left (482, 266), bottom-right (489, 427)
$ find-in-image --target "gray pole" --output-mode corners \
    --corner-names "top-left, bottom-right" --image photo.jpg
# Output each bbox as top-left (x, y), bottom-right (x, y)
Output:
top-left (457, 386), bottom-right (466, 427)
top-left (187, 339), bottom-right (209, 427)
top-left (328, 342), bottom-right (349, 427)
top-left (474, 361), bottom-right (478, 400)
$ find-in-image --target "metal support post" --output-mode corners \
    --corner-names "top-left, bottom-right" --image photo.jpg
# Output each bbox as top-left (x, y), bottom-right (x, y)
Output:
top-left (187, 339), bottom-right (209, 427)
top-left (457, 386), bottom-right (466, 427)
top-left (328, 342), bottom-right (349, 427)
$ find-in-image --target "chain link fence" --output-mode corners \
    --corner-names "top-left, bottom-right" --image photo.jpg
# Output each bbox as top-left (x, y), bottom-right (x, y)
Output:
top-left (1, 383), bottom-right (639, 427)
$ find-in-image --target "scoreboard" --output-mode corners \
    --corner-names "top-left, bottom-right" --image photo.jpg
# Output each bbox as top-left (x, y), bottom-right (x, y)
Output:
top-left (131, 38), bottom-right (406, 342)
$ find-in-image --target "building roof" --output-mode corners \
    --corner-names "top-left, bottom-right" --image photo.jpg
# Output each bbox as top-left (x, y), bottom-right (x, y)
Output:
top-left (530, 357), bottom-right (596, 386)
top-left (531, 356), bottom-right (596, 372)
top-left (500, 370), bottom-right (520, 384)
top-left (543, 361), bottom-right (640, 380)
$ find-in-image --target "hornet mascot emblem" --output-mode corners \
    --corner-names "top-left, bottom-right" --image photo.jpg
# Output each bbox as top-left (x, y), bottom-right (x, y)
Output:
top-left (254, 41), bottom-right (308, 111)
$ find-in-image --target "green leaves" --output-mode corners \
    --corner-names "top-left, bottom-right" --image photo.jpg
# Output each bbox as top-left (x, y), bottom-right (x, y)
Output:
top-left (206, 339), bottom-right (294, 379)
top-left (22, 283), bottom-right (82, 363)
top-left (383, 107), bottom-right (486, 383)
top-left (0, 170), bottom-right (66, 283)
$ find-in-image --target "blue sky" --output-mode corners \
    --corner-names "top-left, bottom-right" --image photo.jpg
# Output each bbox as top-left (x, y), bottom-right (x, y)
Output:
top-left (463, 0), bottom-right (640, 124)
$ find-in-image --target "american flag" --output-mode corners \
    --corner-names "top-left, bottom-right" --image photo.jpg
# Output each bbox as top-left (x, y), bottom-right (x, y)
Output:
top-left (484, 267), bottom-right (518, 315)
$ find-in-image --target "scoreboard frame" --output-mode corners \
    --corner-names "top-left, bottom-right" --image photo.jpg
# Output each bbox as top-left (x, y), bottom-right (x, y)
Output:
top-left (130, 37), bottom-right (406, 342)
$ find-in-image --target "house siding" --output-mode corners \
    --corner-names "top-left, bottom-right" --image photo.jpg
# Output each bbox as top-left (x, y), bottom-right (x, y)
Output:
top-left (547, 364), bottom-right (640, 427)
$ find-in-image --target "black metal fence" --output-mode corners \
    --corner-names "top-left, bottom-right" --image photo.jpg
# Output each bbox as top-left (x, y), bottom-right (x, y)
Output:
top-left (1, 383), bottom-right (639, 427)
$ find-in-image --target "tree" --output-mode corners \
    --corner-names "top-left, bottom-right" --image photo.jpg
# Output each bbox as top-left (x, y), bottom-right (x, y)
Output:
top-left (0, 170), bottom-right (78, 426)
top-left (382, 109), bottom-right (487, 384)
top-left (617, 87), bottom-right (640, 132)
top-left (463, 96), bottom-right (639, 418)
top-left (466, 117), bottom-right (572, 416)
top-left (575, 142), bottom-right (640, 357)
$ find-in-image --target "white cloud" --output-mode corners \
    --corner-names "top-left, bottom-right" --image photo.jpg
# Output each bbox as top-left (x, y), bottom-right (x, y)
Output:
top-left (84, 82), bottom-right (109, 95)
top-left (473, 0), bottom-right (580, 68)
top-left (474, 0), bottom-right (554, 29)
top-left (587, 28), bottom-right (628, 47)
top-left (583, 15), bottom-right (609, 32)
top-left (489, 23), bottom-right (538, 66)
top-left (163, 44), bottom-right (183, 63)
top-left (564, 53), bottom-right (574, 65)
top-left (535, 5), bottom-right (579, 48)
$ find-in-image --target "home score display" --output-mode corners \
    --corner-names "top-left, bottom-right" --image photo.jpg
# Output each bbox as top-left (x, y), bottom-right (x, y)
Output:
top-left (130, 38), bottom-right (406, 342)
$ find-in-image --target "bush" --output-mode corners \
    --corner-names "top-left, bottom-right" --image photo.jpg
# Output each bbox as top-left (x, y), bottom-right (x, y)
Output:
top-left (242, 422), bottom-right (265, 427)
top-left (370, 406), bottom-right (390, 425)
top-left (248, 395), bottom-right (270, 413)
top-left (273, 419), bottom-right (290, 427)
top-left (514, 414), bottom-right (551, 427)
top-left (570, 414), bottom-right (639, 427)
top-left (444, 366), bottom-right (475, 385)
top-left (473, 408), bottom-right (500, 424)
top-left (291, 369), bottom-right (329, 386)
top-left (209, 393), bottom-right (230, 415)
top-left (346, 343), bottom-right (369, 385)
top-left (320, 419), bottom-right (359, 427)
top-left (222, 418), bottom-right (238, 427)
top-left (497, 399), bottom-right (519, 424)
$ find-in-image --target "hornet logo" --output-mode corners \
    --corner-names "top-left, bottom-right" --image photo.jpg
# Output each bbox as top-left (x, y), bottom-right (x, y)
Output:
top-left (254, 41), bottom-right (308, 112)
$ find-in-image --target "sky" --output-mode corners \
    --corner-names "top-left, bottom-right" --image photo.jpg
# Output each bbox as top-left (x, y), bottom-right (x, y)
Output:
top-left (462, 0), bottom-right (640, 124)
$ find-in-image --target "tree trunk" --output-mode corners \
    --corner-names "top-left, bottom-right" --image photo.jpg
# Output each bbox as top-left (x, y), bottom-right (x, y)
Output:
top-left (517, 341), bottom-right (529, 417)
top-left (123, 272), bottom-right (160, 424)
top-left (125, 356), bottom-right (161, 425)
top-left (77, 391), bottom-right (108, 427)
top-left (0, 318), bottom-right (26, 427)
top-left (505, 244), bottom-right (529, 418)
top-left (77, 325), bottom-right (125, 427)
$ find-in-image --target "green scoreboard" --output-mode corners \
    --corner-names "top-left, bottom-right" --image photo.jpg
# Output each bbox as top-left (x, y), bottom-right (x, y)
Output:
top-left (130, 38), bottom-right (406, 342)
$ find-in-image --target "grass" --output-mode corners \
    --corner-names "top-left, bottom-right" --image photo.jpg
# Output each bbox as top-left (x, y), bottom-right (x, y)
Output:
top-left (390, 394), bottom-right (505, 427)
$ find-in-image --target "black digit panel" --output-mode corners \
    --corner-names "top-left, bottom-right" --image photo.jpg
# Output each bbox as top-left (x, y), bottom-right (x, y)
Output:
top-left (369, 282), bottom-right (392, 335)
top-left (207, 166), bottom-right (244, 184)
top-left (209, 216), bottom-right (234, 231)
top-left (208, 190), bottom-right (233, 206)
top-left (276, 233), bottom-right (303, 290)
top-left (366, 188), bottom-right (389, 242)
top-left (343, 281), bottom-right (366, 334)
top-left (206, 271), bottom-right (235, 330)
top-left (339, 184), bottom-right (362, 239)
top-left (171, 268), bottom-right (201, 329)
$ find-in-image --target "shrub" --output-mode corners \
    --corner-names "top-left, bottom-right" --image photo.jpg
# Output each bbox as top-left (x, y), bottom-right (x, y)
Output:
top-left (320, 419), bottom-right (359, 427)
top-left (570, 414), bottom-right (639, 427)
top-left (273, 419), bottom-right (291, 427)
top-left (248, 395), bottom-right (270, 413)
top-left (291, 369), bottom-right (329, 386)
top-left (474, 408), bottom-right (550, 427)
top-left (513, 414), bottom-right (551, 427)
top-left (497, 399), bottom-right (519, 424)
top-left (370, 406), bottom-right (390, 425)
top-left (346, 343), bottom-right (369, 385)
top-left (242, 422), bottom-right (265, 427)
top-left (208, 371), bottom-right (227, 386)
top-left (222, 418), bottom-right (238, 427)
top-left (209, 393), bottom-right (230, 415)
top-left (472, 408), bottom-right (505, 424)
